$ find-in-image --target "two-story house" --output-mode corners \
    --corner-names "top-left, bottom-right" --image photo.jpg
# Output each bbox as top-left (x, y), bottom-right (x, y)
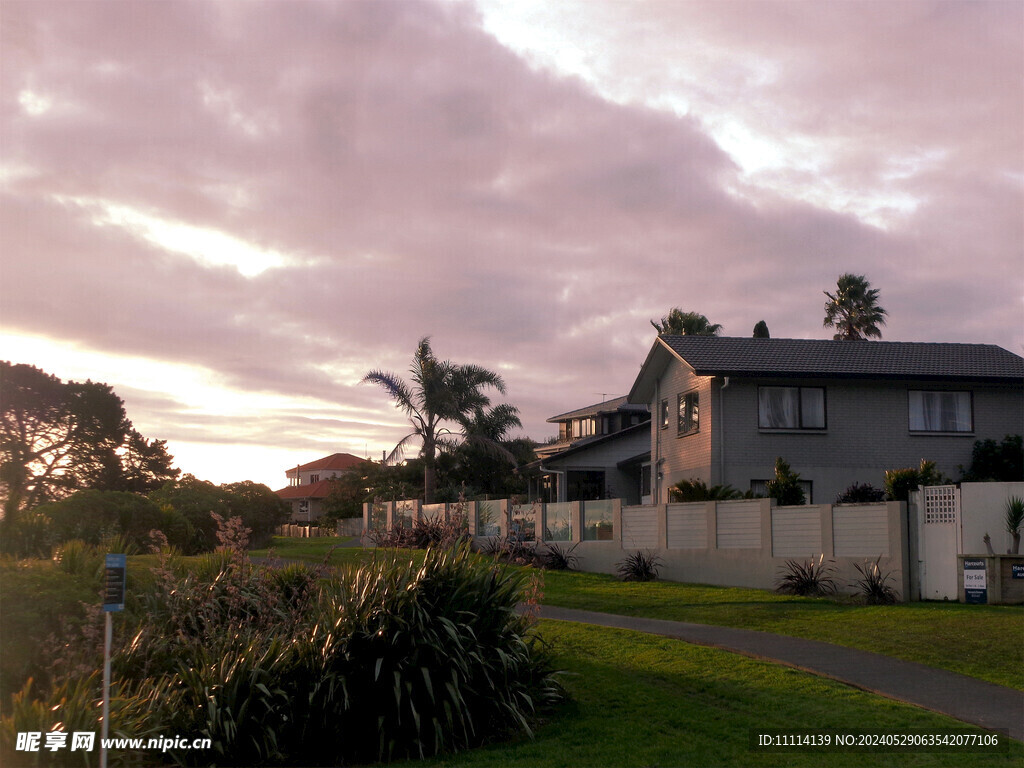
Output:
top-left (527, 396), bottom-right (651, 503)
top-left (275, 452), bottom-right (367, 522)
top-left (627, 336), bottom-right (1024, 504)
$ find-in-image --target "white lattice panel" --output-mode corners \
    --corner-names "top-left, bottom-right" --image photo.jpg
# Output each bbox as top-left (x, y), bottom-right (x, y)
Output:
top-left (923, 486), bottom-right (959, 525)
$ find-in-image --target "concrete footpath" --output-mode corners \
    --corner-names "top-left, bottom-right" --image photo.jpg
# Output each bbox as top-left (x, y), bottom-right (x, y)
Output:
top-left (536, 605), bottom-right (1024, 742)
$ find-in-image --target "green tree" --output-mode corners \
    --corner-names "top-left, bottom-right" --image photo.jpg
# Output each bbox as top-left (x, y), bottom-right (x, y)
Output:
top-left (0, 362), bottom-right (179, 534)
top-left (34, 489), bottom-right (164, 548)
top-left (959, 435), bottom-right (1023, 482)
top-left (150, 475), bottom-right (287, 552)
top-left (823, 274), bottom-right (888, 340)
top-left (363, 338), bottom-right (514, 503)
top-left (765, 457), bottom-right (806, 506)
top-left (650, 309), bottom-right (722, 336)
top-left (752, 320), bottom-right (770, 338)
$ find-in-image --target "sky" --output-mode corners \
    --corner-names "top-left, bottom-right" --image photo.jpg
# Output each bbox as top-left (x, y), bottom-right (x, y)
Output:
top-left (2, 0), bottom-right (1022, 491)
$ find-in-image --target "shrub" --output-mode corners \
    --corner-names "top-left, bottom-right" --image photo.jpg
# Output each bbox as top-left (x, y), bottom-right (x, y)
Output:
top-left (669, 479), bottom-right (742, 502)
top-left (960, 434), bottom-right (1024, 482)
top-left (478, 534), bottom-right (539, 566)
top-left (1005, 496), bottom-right (1024, 555)
top-left (35, 490), bottom-right (163, 551)
top-left (851, 557), bottom-right (899, 604)
top-left (884, 459), bottom-right (950, 501)
top-left (616, 550), bottom-right (662, 582)
top-left (835, 482), bottom-right (886, 504)
top-left (766, 457), bottom-right (806, 506)
top-left (540, 542), bottom-right (579, 571)
top-left (775, 555), bottom-right (838, 597)
top-left (3, 544), bottom-right (563, 766)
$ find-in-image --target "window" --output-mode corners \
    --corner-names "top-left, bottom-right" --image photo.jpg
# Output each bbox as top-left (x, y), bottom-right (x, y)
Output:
top-left (660, 399), bottom-right (669, 429)
top-left (678, 391), bottom-right (699, 435)
top-left (909, 391), bottom-right (972, 432)
top-left (758, 386), bottom-right (825, 430)
top-left (309, 474), bottom-right (320, 483)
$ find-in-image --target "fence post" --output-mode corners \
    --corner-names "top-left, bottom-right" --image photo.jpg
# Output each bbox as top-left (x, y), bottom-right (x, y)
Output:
top-left (657, 502), bottom-right (668, 549)
top-left (571, 502), bottom-right (583, 543)
top-left (497, 499), bottom-right (509, 537)
top-left (707, 501), bottom-right (718, 550)
top-left (821, 503), bottom-right (835, 559)
top-left (612, 499), bottom-right (623, 546)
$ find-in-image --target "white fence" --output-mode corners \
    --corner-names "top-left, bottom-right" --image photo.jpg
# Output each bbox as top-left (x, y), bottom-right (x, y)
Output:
top-left (363, 497), bottom-right (910, 600)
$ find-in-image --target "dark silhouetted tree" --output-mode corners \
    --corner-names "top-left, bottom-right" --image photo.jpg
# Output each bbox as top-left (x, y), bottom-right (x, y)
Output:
top-left (363, 338), bottom-right (515, 503)
top-left (752, 320), bottom-right (770, 338)
top-left (650, 309), bottom-right (722, 336)
top-left (823, 274), bottom-right (887, 340)
top-left (1, 362), bottom-right (178, 530)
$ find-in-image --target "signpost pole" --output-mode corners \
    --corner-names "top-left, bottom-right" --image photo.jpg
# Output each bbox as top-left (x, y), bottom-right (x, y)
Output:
top-left (101, 611), bottom-right (112, 768)
top-left (100, 553), bottom-right (126, 768)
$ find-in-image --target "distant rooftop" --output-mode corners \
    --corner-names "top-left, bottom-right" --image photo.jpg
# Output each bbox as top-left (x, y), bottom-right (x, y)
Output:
top-left (547, 395), bottom-right (649, 423)
top-left (286, 452), bottom-right (366, 474)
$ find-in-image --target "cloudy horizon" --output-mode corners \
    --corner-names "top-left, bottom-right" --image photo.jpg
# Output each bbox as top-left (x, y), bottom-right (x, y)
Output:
top-left (2, 0), bottom-right (1021, 491)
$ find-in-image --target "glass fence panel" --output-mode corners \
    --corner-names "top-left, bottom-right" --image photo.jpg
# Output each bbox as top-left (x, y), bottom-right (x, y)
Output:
top-left (583, 500), bottom-right (615, 541)
top-left (544, 502), bottom-right (573, 541)
top-left (476, 501), bottom-right (501, 537)
top-left (421, 503), bottom-right (446, 522)
top-left (395, 501), bottom-right (415, 529)
top-left (509, 501), bottom-right (536, 542)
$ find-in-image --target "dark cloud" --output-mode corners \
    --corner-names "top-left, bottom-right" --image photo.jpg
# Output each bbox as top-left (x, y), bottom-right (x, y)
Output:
top-left (1, 0), bottom-right (1020, 484)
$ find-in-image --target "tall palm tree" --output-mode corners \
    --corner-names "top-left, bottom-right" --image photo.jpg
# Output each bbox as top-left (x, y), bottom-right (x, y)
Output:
top-left (650, 308), bottom-right (722, 336)
top-left (362, 338), bottom-right (515, 503)
top-left (823, 274), bottom-right (888, 340)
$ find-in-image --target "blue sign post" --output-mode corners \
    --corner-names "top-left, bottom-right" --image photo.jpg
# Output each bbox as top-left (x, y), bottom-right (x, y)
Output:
top-left (101, 554), bottom-right (126, 768)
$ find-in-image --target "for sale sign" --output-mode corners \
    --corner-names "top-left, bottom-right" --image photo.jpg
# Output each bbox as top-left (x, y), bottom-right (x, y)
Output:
top-left (962, 559), bottom-right (987, 605)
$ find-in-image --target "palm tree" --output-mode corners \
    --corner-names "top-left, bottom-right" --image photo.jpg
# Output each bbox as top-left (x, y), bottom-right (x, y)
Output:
top-left (650, 308), bottom-right (722, 336)
top-left (362, 338), bottom-right (516, 503)
top-left (823, 274), bottom-right (888, 340)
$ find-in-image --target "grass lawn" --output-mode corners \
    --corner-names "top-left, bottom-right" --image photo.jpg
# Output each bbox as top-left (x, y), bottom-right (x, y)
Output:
top-left (249, 538), bottom-right (1024, 690)
top-left (410, 620), bottom-right (1023, 768)
top-left (539, 569), bottom-right (1024, 691)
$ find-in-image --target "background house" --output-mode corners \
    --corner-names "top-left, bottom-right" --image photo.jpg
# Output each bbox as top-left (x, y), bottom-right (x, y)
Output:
top-left (628, 337), bottom-right (1024, 504)
top-left (528, 396), bottom-right (651, 503)
top-left (275, 452), bottom-right (366, 522)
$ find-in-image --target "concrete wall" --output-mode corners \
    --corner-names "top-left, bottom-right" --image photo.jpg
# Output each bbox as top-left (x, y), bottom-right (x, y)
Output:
top-left (646, 363), bottom-right (1023, 506)
top-left (365, 496), bottom-right (910, 599)
top-left (960, 481), bottom-right (1024, 555)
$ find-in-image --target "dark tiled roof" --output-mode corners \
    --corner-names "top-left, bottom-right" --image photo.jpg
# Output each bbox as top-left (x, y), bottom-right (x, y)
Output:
top-left (547, 395), bottom-right (648, 423)
top-left (660, 337), bottom-right (1024, 381)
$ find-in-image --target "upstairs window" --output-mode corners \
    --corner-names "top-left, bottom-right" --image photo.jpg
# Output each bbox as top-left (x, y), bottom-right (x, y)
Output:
top-left (678, 391), bottom-right (699, 436)
top-left (909, 391), bottom-right (972, 432)
top-left (660, 399), bottom-right (669, 429)
top-left (758, 386), bottom-right (825, 430)
top-left (309, 474), bottom-right (320, 483)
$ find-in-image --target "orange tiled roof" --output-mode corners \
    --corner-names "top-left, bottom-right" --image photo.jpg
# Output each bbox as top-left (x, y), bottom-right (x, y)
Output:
top-left (274, 479), bottom-right (336, 500)
top-left (286, 452), bottom-right (366, 475)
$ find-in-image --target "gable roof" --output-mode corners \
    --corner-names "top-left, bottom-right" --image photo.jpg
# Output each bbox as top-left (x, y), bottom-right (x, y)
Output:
top-left (287, 452), bottom-right (366, 474)
top-left (275, 479), bottom-right (335, 500)
top-left (546, 395), bottom-right (648, 423)
top-left (630, 336), bottom-right (1024, 402)
top-left (524, 421), bottom-right (650, 469)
